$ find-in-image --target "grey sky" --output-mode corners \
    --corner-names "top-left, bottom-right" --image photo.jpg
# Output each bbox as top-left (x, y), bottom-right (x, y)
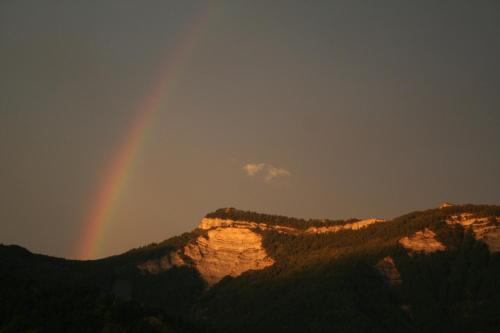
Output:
top-left (1, 0), bottom-right (499, 258)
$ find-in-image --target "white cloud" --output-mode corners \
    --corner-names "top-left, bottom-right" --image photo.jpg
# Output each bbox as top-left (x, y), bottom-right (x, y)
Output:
top-left (242, 163), bottom-right (265, 176)
top-left (265, 166), bottom-right (291, 181)
top-left (242, 163), bottom-right (291, 181)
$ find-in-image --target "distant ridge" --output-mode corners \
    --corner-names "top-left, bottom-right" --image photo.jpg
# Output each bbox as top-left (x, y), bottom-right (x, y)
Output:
top-left (2, 203), bottom-right (500, 332)
top-left (205, 207), bottom-right (362, 229)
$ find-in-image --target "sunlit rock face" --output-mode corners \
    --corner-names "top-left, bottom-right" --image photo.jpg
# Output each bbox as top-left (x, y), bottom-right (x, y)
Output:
top-left (137, 219), bottom-right (277, 285)
top-left (200, 217), bottom-right (386, 235)
top-left (187, 217), bottom-right (387, 285)
top-left (183, 227), bottom-right (274, 285)
top-left (447, 213), bottom-right (500, 252)
top-left (375, 256), bottom-right (402, 286)
top-left (199, 218), bottom-right (297, 234)
top-left (138, 216), bottom-right (387, 285)
top-left (304, 218), bottom-right (386, 234)
top-left (399, 228), bottom-right (446, 254)
top-left (439, 202), bottom-right (455, 209)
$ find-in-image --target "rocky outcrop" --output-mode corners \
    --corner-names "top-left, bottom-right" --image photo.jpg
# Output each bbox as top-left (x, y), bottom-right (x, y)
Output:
top-left (304, 218), bottom-right (386, 234)
top-left (199, 217), bottom-right (386, 235)
top-left (137, 250), bottom-right (186, 274)
top-left (399, 229), bottom-right (446, 254)
top-left (439, 202), bottom-right (455, 209)
top-left (136, 227), bottom-right (274, 285)
top-left (135, 208), bottom-right (500, 288)
top-left (183, 227), bottom-right (274, 285)
top-left (199, 218), bottom-right (297, 234)
top-left (375, 256), bottom-right (402, 286)
top-left (447, 213), bottom-right (500, 252)
top-left (138, 215), bottom-right (386, 285)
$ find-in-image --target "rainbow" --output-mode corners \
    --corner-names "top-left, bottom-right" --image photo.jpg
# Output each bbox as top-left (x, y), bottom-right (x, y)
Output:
top-left (76, 4), bottom-right (215, 260)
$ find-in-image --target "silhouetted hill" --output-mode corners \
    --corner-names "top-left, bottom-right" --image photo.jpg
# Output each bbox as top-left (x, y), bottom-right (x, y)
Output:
top-left (2, 204), bottom-right (500, 332)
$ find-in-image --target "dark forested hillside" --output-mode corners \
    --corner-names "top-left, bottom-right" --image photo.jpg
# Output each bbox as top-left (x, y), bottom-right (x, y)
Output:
top-left (2, 204), bottom-right (500, 332)
top-left (198, 205), bottom-right (500, 332)
top-left (0, 237), bottom-right (207, 332)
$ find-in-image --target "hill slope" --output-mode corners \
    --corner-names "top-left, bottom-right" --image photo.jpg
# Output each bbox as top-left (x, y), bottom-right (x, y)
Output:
top-left (1, 204), bottom-right (500, 332)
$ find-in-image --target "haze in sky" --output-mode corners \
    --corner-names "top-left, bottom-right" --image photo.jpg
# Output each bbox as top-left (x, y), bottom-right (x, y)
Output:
top-left (1, 0), bottom-right (499, 259)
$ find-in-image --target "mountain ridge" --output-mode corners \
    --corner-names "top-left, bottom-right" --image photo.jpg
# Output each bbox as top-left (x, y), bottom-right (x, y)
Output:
top-left (2, 203), bottom-right (500, 332)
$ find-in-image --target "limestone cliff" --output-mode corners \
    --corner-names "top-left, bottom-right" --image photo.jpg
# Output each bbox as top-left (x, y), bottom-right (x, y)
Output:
top-left (137, 250), bottom-right (186, 274)
top-left (446, 213), bottom-right (500, 252)
top-left (199, 218), bottom-right (297, 234)
top-left (183, 227), bottom-right (274, 285)
top-left (304, 218), bottom-right (386, 234)
top-left (199, 217), bottom-right (386, 235)
top-left (137, 220), bottom-right (277, 285)
top-left (375, 256), bottom-right (402, 286)
top-left (137, 215), bottom-right (387, 285)
top-left (399, 228), bottom-right (446, 254)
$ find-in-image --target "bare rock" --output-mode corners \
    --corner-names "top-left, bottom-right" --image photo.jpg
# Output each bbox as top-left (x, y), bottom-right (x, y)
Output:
top-left (183, 227), bottom-right (275, 285)
top-left (447, 213), bottom-right (500, 252)
top-left (375, 256), bottom-right (402, 286)
top-left (305, 218), bottom-right (386, 234)
top-left (199, 217), bottom-right (297, 234)
top-left (137, 250), bottom-right (186, 274)
top-left (439, 202), bottom-right (455, 209)
top-left (399, 228), bottom-right (446, 254)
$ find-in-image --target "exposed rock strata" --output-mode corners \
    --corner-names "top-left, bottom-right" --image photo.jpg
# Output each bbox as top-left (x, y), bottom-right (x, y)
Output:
top-left (199, 218), bottom-right (297, 234)
top-left (183, 227), bottom-right (274, 285)
top-left (375, 256), bottom-right (402, 286)
top-left (304, 218), bottom-right (386, 234)
top-left (399, 229), bottom-right (446, 254)
top-left (137, 251), bottom-right (186, 274)
top-left (199, 217), bottom-right (386, 235)
top-left (138, 216), bottom-right (387, 285)
top-left (439, 202), bottom-right (455, 209)
top-left (447, 213), bottom-right (500, 252)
